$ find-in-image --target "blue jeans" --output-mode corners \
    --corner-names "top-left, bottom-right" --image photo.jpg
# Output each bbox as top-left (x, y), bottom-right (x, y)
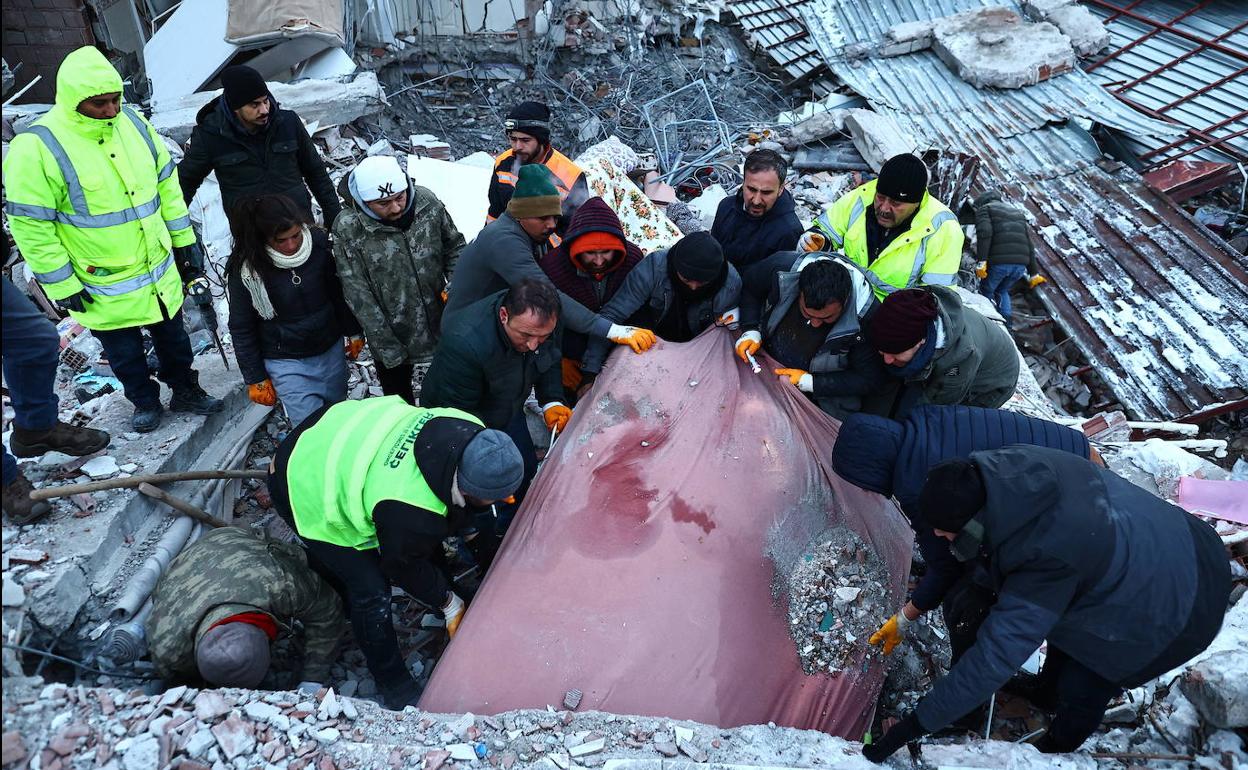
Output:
top-left (264, 342), bottom-right (349, 429)
top-left (3, 278), bottom-right (62, 486)
top-left (92, 309), bottom-right (196, 410)
top-left (979, 263), bottom-right (1027, 323)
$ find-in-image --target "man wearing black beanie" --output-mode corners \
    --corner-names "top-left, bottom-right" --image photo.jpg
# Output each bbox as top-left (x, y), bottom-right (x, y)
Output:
top-left (799, 152), bottom-right (964, 300)
top-left (580, 232), bottom-right (742, 374)
top-left (486, 100), bottom-right (589, 242)
top-left (864, 446), bottom-right (1230, 763)
top-left (179, 64), bottom-right (342, 226)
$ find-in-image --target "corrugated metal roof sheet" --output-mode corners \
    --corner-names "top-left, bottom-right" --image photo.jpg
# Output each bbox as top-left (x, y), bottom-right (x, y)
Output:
top-left (800, 0), bottom-right (994, 56)
top-left (797, 0), bottom-right (1248, 419)
top-left (726, 0), bottom-right (831, 88)
top-left (1083, 0), bottom-right (1248, 168)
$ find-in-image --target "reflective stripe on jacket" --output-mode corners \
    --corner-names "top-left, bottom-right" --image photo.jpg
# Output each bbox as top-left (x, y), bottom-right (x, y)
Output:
top-left (813, 179), bottom-right (963, 300)
top-left (3, 46), bottom-right (195, 330)
top-left (285, 398), bottom-right (481, 549)
top-left (485, 146), bottom-right (590, 246)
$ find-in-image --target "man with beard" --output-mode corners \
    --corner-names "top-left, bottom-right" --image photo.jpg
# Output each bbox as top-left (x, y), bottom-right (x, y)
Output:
top-left (267, 397), bottom-right (524, 709)
top-left (800, 153), bottom-right (963, 300)
top-left (485, 101), bottom-right (588, 240)
top-left (580, 232), bottom-right (741, 376)
top-left (179, 65), bottom-right (341, 225)
top-left (333, 155), bottom-right (465, 403)
top-left (710, 149), bottom-right (803, 270)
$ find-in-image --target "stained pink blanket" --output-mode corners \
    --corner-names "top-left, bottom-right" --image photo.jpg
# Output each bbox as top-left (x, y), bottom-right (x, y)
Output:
top-left (419, 329), bottom-right (913, 736)
top-left (1179, 477), bottom-right (1248, 524)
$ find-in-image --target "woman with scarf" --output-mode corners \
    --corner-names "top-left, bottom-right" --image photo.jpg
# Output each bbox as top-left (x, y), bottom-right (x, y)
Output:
top-left (579, 231), bottom-right (742, 376)
top-left (226, 195), bottom-right (363, 427)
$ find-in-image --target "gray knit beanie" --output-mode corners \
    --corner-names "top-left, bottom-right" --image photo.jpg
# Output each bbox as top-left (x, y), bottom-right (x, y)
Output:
top-left (196, 622), bottom-right (270, 687)
top-left (458, 429), bottom-right (524, 501)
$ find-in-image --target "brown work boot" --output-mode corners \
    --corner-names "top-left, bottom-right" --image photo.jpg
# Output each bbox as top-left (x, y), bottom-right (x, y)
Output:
top-left (2, 470), bottom-right (51, 525)
top-left (9, 421), bottom-right (111, 458)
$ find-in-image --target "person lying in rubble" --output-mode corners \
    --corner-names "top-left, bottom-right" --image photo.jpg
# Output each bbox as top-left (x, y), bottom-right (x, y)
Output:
top-left (2, 277), bottom-right (111, 525)
top-left (266, 397), bottom-right (525, 709)
top-left (799, 153), bottom-right (963, 300)
top-left (864, 448), bottom-right (1230, 762)
top-left (580, 232), bottom-right (741, 379)
top-left (332, 155), bottom-right (465, 405)
top-left (421, 280), bottom-right (567, 546)
top-left (444, 164), bottom-right (656, 358)
top-left (225, 194), bottom-right (363, 428)
top-left (733, 251), bottom-right (888, 419)
top-left (537, 196), bottom-right (645, 401)
top-left (864, 287), bottom-right (1020, 418)
top-left (146, 526), bottom-right (345, 693)
top-left (709, 148), bottom-right (803, 271)
top-left (178, 65), bottom-right (342, 227)
top-left (830, 405), bottom-right (1099, 673)
top-left (486, 100), bottom-right (589, 240)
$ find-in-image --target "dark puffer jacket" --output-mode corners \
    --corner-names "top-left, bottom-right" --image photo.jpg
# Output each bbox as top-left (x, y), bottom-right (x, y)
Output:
top-left (830, 405), bottom-right (1090, 612)
top-left (711, 188), bottom-right (803, 270)
top-left (538, 198), bottom-right (644, 363)
top-left (226, 229), bottom-right (361, 385)
top-left (915, 446), bottom-right (1230, 732)
top-left (973, 192), bottom-right (1036, 272)
top-left (179, 94), bottom-right (341, 224)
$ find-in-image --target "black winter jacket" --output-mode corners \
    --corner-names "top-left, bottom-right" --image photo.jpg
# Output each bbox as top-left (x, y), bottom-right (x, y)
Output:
top-left (421, 290), bottom-right (563, 429)
top-left (830, 405), bottom-right (1090, 612)
top-left (915, 446), bottom-right (1231, 732)
top-left (711, 188), bottom-right (803, 270)
top-left (226, 229), bottom-right (361, 385)
top-left (179, 95), bottom-right (342, 224)
top-left (973, 192), bottom-right (1036, 272)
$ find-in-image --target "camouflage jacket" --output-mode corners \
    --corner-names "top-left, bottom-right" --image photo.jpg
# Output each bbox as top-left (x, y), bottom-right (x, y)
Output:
top-left (331, 178), bottom-right (465, 368)
top-left (146, 527), bottom-right (344, 683)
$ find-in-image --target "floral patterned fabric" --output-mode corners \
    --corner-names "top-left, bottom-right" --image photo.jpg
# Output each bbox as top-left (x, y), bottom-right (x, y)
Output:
top-left (575, 139), bottom-right (682, 255)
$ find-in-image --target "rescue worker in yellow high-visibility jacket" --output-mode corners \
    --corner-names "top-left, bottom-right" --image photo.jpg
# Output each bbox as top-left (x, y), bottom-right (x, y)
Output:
top-left (799, 153), bottom-right (964, 301)
top-left (4, 47), bottom-right (223, 433)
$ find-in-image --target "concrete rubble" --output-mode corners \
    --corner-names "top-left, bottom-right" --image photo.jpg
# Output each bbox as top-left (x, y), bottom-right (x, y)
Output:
top-left (932, 8), bottom-right (1076, 89)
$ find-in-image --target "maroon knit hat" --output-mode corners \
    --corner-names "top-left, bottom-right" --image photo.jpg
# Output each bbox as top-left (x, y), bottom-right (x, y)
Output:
top-left (868, 289), bottom-right (938, 353)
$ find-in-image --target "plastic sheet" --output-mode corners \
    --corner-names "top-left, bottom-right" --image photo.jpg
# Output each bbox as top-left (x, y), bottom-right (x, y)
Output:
top-left (420, 329), bottom-right (913, 736)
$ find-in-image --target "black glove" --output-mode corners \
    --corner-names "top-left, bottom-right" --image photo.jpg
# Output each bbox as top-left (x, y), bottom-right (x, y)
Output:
top-left (863, 713), bottom-right (925, 763)
top-left (56, 289), bottom-right (94, 314)
top-left (184, 275), bottom-right (212, 306)
top-left (174, 243), bottom-right (205, 281)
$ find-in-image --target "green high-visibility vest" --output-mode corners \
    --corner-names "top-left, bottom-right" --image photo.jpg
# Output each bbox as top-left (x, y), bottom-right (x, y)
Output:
top-left (286, 397), bottom-right (482, 550)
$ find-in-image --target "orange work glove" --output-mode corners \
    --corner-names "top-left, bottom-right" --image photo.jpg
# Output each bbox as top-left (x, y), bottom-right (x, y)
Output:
top-left (1028, 274), bottom-right (1047, 288)
top-left (774, 368), bottom-right (813, 393)
top-left (607, 324), bottom-right (657, 354)
top-left (442, 592), bottom-right (465, 638)
top-left (868, 612), bottom-right (910, 656)
top-left (735, 330), bottom-right (762, 362)
top-left (560, 358), bottom-right (583, 391)
top-left (797, 231), bottom-right (826, 252)
top-left (248, 380), bottom-right (277, 406)
top-left (345, 336), bottom-right (365, 360)
top-left (975, 261), bottom-right (988, 279)
top-left (440, 288), bottom-right (449, 303)
top-left (543, 403), bottom-right (572, 432)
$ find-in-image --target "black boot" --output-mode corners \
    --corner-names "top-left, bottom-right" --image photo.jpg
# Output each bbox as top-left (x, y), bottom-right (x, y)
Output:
top-left (169, 371), bottom-right (224, 415)
top-left (132, 404), bottom-right (164, 433)
top-left (3, 470), bottom-right (52, 525)
top-left (10, 421), bottom-right (110, 457)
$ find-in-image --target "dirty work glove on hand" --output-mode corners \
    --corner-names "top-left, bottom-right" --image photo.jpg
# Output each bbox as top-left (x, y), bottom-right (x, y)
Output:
top-left (345, 336), bottom-right (365, 360)
top-left (607, 324), bottom-right (657, 354)
top-left (775, 368), bottom-right (813, 393)
top-left (185, 276), bottom-right (212, 307)
top-left (248, 380), bottom-right (278, 407)
top-left (735, 330), bottom-right (762, 362)
top-left (542, 403), bottom-right (572, 432)
top-left (975, 261), bottom-right (988, 279)
top-left (1028, 274), bottom-right (1047, 288)
top-left (56, 289), bottom-right (94, 314)
top-left (798, 231), bottom-right (826, 252)
top-left (442, 592), bottom-right (465, 638)
top-left (716, 307), bottom-right (740, 327)
top-left (863, 713), bottom-right (925, 763)
top-left (869, 611), bottom-right (910, 655)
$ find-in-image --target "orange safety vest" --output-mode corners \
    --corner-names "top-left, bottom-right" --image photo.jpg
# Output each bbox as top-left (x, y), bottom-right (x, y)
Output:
top-left (488, 147), bottom-right (585, 247)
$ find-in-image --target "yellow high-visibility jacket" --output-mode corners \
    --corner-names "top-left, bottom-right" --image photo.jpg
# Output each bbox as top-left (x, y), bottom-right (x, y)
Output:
top-left (3, 46), bottom-right (196, 330)
top-left (813, 179), bottom-right (964, 300)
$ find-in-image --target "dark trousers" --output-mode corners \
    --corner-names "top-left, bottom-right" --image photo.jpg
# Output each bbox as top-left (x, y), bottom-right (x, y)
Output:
top-left (374, 359), bottom-right (415, 405)
top-left (1029, 648), bottom-right (1122, 753)
top-left (2, 278), bottom-right (61, 485)
top-left (92, 309), bottom-right (196, 410)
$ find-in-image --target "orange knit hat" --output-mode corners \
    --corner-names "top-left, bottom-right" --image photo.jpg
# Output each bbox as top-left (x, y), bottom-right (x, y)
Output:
top-left (570, 231), bottom-right (625, 258)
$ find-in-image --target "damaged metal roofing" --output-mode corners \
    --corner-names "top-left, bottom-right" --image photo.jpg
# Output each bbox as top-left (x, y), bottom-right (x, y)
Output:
top-left (799, 1), bottom-right (1248, 420)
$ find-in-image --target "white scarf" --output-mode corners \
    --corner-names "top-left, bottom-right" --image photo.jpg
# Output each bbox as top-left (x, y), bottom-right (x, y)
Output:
top-left (241, 226), bottom-right (313, 320)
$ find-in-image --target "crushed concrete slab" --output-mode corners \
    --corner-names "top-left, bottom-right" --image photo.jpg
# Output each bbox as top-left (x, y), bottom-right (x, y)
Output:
top-left (1047, 5), bottom-right (1110, 56)
top-left (150, 71), bottom-right (386, 144)
top-left (2, 578), bottom-right (25, 607)
top-left (932, 8), bottom-right (1076, 88)
top-left (1181, 650), bottom-right (1248, 729)
top-left (80, 455), bottom-right (119, 480)
top-left (843, 109), bottom-right (918, 171)
top-left (788, 109), bottom-right (849, 146)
